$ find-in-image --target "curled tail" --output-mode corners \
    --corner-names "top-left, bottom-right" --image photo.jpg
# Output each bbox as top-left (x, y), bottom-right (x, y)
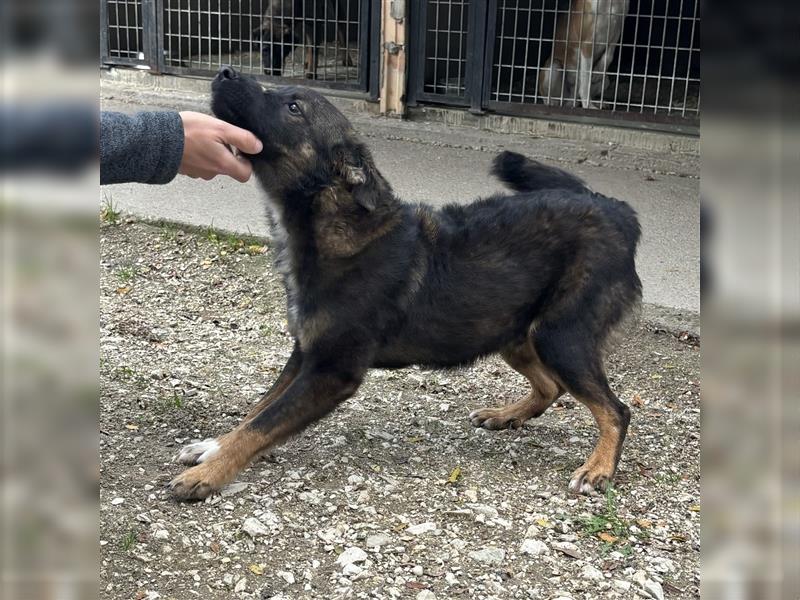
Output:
top-left (491, 150), bottom-right (588, 193)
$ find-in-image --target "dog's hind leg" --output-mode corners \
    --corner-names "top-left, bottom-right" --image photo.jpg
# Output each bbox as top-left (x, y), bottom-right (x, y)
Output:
top-left (470, 339), bottom-right (563, 430)
top-left (534, 321), bottom-right (631, 494)
top-left (170, 352), bottom-right (366, 501)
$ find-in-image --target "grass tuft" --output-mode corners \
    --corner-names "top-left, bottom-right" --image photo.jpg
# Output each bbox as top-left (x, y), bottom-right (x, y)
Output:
top-left (101, 194), bottom-right (121, 225)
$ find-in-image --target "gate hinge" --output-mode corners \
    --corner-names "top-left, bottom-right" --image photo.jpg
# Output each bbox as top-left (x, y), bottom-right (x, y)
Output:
top-left (390, 0), bottom-right (406, 20)
top-left (384, 42), bottom-right (405, 55)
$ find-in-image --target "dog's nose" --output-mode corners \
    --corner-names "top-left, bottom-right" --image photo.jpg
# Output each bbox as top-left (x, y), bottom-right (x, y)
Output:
top-left (219, 65), bottom-right (238, 80)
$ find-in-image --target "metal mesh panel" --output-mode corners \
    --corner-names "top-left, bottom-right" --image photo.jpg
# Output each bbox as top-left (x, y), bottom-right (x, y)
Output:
top-left (422, 0), bottom-right (470, 97)
top-left (490, 0), bottom-right (700, 119)
top-left (161, 0), bottom-right (362, 85)
top-left (106, 0), bottom-right (145, 61)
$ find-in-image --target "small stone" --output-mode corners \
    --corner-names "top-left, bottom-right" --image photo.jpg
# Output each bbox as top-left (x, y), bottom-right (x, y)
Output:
top-left (551, 541), bottom-right (582, 559)
top-left (366, 533), bottom-right (391, 548)
top-left (464, 489), bottom-right (478, 502)
top-left (110, 497), bottom-right (125, 505)
top-left (613, 579), bottom-right (631, 592)
top-left (469, 504), bottom-right (499, 518)
top-left (277, 570), bottom-right (295, 584)
top-left (580, 564), bottom-right (605, 581)
top-left (153, 529), bottom-right (169, 540)
top-left (220, 482), bottom-right (249, 497)
top-left (336, 546), bottom-right (367, 567)
top-left (633, 570), bottom-right (665, 600)
top-left (342, 563), bottom-right (362, 577)
top-left (524, 524), bottom-right (540, 538)
top-left (468, 547), bottom-right (505, 566)
top-left (242, 517), bottom-right (270, 538)
top-left (407, 522), bottom-right (437, 535)
top-left (417, 591), bottom-right (436, 600)
top-left (648, 556), bottom-right (676, 573)
top-left (234, 577), bottom-right (247, 593)
top-left (411, 565), bottom-right (424, 576)
top-left (520, 539), bottom-right (548, 556)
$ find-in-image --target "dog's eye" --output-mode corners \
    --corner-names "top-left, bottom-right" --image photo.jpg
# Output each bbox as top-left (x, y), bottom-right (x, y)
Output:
top-left (287, 102), bottom-right (301, 115)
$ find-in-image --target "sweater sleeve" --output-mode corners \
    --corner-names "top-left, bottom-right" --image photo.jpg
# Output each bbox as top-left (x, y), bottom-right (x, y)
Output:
top-left (100, 111), bottom-right (185, 185)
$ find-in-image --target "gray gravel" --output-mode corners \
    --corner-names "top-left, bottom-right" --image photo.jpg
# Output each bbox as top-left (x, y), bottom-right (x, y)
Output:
top-left (100, 219), bottom-right (700, 600)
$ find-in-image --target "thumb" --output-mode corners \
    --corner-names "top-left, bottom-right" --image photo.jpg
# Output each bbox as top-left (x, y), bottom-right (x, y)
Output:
top-left (219, 123), bottom-right (263, 155)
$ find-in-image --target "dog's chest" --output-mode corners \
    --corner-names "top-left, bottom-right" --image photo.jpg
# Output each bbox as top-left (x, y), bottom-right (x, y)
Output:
top-left (264, 201), bottom-right (301, 331)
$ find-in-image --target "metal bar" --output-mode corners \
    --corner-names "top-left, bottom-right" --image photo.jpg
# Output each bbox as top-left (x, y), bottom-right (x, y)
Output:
top-left (481, 0), bottom-right (499, 108)
top-left (507, 0), bottom-right (519, 102)
top-left (486, 99), bottom-right (698, 133)
top-left (161, 64), bottom-right (370, 92)
top-left (368, 0), bottom-right (381, 100)
top-left (100, 0), bottom-right (110, 64)
top-left (466, 0), bottom-right (487, 112)
top-left (142, 0), bottom-right (159, 70)
top-left (495, 0), bottom-right (507, 101)
top-left (406, 0), bottom-right (427, 106)
top-left (683, 0), bottom-right (699, 116)
top-left (531, 0), bottom-right (547, 102)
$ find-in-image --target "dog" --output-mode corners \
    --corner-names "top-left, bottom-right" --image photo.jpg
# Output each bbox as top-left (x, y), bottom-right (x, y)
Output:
top-left (538, 0), bottom-right (629, 108)
top-left (169, 66), bottom-right (642, 501)
top-left (255, 0), bottom-right (355, 78)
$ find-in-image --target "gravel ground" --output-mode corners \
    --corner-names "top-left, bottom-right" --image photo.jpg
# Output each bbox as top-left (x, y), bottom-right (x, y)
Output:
top-left (100, 218), bottom-right (700, 600)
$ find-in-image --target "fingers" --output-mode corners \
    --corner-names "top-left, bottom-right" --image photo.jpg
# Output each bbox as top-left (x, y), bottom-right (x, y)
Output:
top-left (218, 123), bottom-right (263, 156)
top-left (178, 111), bottom-right (262, 182)
top-left (219, 152), bottom-right (254, 183)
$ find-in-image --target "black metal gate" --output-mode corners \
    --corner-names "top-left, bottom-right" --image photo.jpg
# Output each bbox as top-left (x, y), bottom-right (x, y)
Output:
top-left (408, 0), bottom-right (700, 132)
top-left (101, 0), bottom-right (379, 94)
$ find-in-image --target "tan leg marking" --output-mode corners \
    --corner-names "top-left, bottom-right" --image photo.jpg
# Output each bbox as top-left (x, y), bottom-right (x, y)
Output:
top-left (169, 427), bottom-right (275, 501)
top-left (568, 390), bottom-right (628, 494)
top-left (470, 340), bottom-right (563, 430)
top-left (242, 362), bottom-right (300, 424)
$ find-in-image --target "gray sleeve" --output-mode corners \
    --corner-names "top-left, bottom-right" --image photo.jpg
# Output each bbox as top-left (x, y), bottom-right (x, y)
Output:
top-left (100, 111), bottom-right (185, 185)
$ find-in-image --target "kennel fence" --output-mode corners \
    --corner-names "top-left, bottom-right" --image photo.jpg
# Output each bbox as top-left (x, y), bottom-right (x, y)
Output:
top-left (408, 0), bottom-right (700, 131)
top-left (102, 0), bottom-right (700, 131)
top-left (102, 0), bottom-right (377, 94)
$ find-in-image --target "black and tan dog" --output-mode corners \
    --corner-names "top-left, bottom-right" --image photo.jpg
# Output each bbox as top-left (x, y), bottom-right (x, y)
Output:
top-left (169, 66), bottom-right (642, 501)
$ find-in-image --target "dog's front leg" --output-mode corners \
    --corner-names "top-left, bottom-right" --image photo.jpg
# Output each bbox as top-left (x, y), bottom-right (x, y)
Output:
top-left (169, 356), bottom-right (365, 501)
top-left (175, 342), bottom-right (303, 468)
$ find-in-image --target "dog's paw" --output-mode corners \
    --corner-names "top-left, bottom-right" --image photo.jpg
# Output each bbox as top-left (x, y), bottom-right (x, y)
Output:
top-left (469, 407), bottom-right (525, 430)
top-left (169, 463), bottom-right (227, 501)
top-left (568, 463), bottom-right (613, 495)
top-left (175, 438), bottom-right (220, 465)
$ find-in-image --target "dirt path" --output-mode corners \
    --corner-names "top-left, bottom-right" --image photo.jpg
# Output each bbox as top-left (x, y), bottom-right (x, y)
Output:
top-left (100, 219), bottom-right (699, 600)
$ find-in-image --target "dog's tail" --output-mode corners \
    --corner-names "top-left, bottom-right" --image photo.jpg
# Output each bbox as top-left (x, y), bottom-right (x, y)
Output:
top-left (491, 150), bottom-right (588, 193)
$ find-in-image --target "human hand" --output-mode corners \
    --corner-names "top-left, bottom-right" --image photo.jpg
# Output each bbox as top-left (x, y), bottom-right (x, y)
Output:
top-left (178, 111), bottom-right (263, 182)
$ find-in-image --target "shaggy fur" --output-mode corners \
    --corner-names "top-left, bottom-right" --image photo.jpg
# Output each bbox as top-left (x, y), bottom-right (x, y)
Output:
top-left (169, 67), bottom-right (642, 501)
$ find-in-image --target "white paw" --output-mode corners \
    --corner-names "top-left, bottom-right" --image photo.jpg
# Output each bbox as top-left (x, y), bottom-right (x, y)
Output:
top-left (176, 438), bottom-right (220, 465)
top-left (568, 475), bottom-right (597, 495)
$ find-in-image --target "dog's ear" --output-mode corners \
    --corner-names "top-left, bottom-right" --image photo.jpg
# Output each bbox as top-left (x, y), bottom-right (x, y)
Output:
top-left (334, 145), bottom-right (384, 211)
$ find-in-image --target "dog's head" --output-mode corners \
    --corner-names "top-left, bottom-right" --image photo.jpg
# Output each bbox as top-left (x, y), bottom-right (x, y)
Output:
top-left (254, 0), bottom-right (298, 76)
top-left (211, 66), bottom-right (387, 208)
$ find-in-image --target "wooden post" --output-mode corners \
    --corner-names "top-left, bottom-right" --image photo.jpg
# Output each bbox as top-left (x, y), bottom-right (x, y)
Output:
top-left (379, 0), bottom-right (407, 116)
